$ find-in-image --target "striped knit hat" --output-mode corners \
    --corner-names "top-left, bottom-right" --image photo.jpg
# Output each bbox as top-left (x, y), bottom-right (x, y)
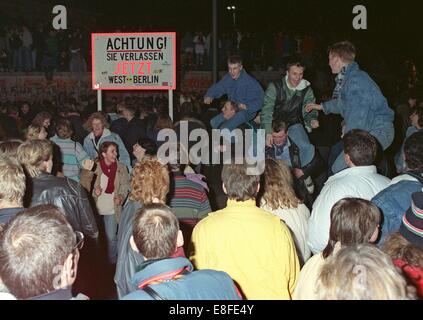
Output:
top-left (399, 192), bottom-right (423, 250)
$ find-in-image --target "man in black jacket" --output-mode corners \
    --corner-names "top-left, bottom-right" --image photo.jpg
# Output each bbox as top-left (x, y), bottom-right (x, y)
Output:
top-left (111, 104), bottom-right (147, 163)
top-left (17, 139), bottom-right (98, 239)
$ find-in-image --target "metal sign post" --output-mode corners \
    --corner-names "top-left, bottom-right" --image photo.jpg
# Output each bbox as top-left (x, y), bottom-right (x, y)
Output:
top-left (168, 89), bottom-right (173, 121)
top-left (97, 89), bottom-right (102, 111)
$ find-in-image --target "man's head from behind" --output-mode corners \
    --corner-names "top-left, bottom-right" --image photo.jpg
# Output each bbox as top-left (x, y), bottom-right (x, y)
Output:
top-left (404, 131), bottom-right (423, 171)
top-left (227, 55), bottom-right (243, 80)
top-left (0, 205), bottom-right (79, 299)
top-left (17, 139), bottom-right (53, 178)
top-left (0, 155), bottom-right (26, 208)
top-left (221, 162), bottom-right (260, 201)
top-left (131, 203), bottom-right (183, 260)
top-left (343, 129), bottom-right (377, 167)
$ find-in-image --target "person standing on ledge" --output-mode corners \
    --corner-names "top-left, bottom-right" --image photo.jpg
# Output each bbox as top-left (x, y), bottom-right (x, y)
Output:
top-left (306, 41), bottom-right (394, 174)
top-left (204, 55), bottom-right (264, 131)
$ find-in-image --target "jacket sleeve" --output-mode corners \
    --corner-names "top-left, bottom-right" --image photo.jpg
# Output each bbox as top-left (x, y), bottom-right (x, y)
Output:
top-left (77, 183), bottom-right (99, 239)
top-left (189, 222), bottom-right (207, 269)
top-left (277, 221), bottom-right (300, 298)
top-left (241, 79), bottom-right (264, 113)
top-left (260, 82), bottom-right (277, 134)
top-left (322, 96), bottom-right (344, 116)
top-left (197, 192), bottom-right (211, 219)
top-left (302, 87), bottom-right (318, 130)
top-left (80, 169), bottom-right (94, 192)
top-left (117, 165), bottom-right (130, 200)
top-left (205, 76), bottom-right (228, 99)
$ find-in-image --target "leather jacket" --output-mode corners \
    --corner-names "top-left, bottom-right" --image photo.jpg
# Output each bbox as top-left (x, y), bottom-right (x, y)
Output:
top-left (28, 172), bottom-right (99, 239)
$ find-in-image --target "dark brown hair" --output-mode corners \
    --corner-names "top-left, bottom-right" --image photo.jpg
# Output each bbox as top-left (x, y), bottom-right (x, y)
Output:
top-left (227, 55), bottom-right (242, 65)
top-left (133, 203), bottom-right (179, 259)
top-left (272, 116), bottom-right (288, 133)
top-left (99, 141), bottom-right (118, 160)
top-left (343, 129), bottom-right (377, 166)
top-left (404, 131), bottom-right (423, 170)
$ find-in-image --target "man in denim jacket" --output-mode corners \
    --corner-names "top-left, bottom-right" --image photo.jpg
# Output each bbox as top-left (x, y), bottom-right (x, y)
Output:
top-left (307, 41), bottom-right (394, 174)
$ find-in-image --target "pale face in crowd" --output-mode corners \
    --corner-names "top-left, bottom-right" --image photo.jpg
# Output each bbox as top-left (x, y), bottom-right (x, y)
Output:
top-left (102, 145), bottom-right (118, 164)
top-left (38, 127), bottom-right (48, 140)
top-left (272, 129), bottom-right (288, 147)
top-left (222, 101), bottom-right (237, 120)
top-left (328, 53), bottom-right (344, 74)
top-left (91, 119), bottom-right (105, 137)
top-left (410, 111), bottom-right (420, 128)
top-left (287, 65), bottom-right (305, 88)
top-left (43, 118), bottom-right (51, 128)
top-left (228, 63), bottom-right (243, 80)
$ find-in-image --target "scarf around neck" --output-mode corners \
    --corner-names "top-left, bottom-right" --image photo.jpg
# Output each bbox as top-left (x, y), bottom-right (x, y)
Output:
top-left (99, 159), bottom-right (117, 194)
top-left (332, 64), bottom-right (349, 99)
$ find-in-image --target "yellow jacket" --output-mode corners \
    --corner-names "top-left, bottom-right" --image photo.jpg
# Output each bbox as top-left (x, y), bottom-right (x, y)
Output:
top-left (190, 199), bottom-right (300, 299)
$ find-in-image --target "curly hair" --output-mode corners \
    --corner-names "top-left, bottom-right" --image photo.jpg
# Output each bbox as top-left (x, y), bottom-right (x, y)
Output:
top-left (130, 155), bottom-right (170, 204)
top-left (31, 112), bottom-right (52, 127)
top-left (382, 232), bottom-right (423, 269)
top-left (84, 112), bottom-right (110, 131)
top-left (261, 158), bottom-right (300, 210)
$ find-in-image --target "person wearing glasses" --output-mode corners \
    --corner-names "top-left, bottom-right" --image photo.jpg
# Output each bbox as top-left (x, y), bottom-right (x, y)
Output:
top-left (0, 205), bottom-right (89, 300)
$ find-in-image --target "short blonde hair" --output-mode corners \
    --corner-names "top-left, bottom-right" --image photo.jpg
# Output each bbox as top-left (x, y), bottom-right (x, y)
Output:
top-left (17, 140), bottom-right (53, 178)
top-left (261, 158), bottom-right (300, 210)
top-left (25, 125), bottom-right (44, 140)
top-left (317, 244), bottom-right (416, 300)
top-left (130, 155), bottom-right (170, 204)
top-left (84, 112), bottom-right (110, 131)
top-left (0, 156), bottom-right (26, 205)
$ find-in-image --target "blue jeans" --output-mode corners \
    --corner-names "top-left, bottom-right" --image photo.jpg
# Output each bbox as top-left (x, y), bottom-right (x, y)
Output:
top-left (103, 215), bottom-right (118, 264)
top-left (210, 109), bottom-right (255, 131)
top-left (287, 123), bottom-right (315, 167)
top-left (331, 124), bottom-right (395, 174)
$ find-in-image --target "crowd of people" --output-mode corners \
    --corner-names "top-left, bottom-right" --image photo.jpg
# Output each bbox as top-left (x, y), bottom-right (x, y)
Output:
top-left (0, 40), bottom-right (422, 300)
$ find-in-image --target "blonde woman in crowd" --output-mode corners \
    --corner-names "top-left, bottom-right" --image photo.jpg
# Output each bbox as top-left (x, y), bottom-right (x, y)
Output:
top-left (293, 198), bottom-right (380, 299)
top-left (261, 158), bottom-right (311, 265)
top-left (25, 125), bottom-right (47, 140)
top-left (316, 243), bottom-right (416, 300)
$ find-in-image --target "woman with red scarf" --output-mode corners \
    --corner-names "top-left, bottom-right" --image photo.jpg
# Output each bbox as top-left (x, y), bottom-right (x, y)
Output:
top-left (81, 141), bottom-right (130, 264)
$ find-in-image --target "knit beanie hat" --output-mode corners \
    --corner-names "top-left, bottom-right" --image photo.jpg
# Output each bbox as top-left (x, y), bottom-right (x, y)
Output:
top-left (399, 192), bottom-right (423, 250)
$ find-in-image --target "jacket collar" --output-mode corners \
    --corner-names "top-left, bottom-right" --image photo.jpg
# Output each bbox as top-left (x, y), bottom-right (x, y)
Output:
top-left (28, 288), bottom-right (73, 300)
top-left (132, 257), bottom-right (193, 288)
top-left (328, 165), bottom-right (377, 182)
top-left (88, 128), bottom-right (112, 141)
top-left (226, 199), bottom-right (257, 208)
top-left (0, 207), bottom-right (24, 224)
top-left (344, 61), bottom-right (359, 76)
top-left (285, 75), bottom-right (310, 91)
